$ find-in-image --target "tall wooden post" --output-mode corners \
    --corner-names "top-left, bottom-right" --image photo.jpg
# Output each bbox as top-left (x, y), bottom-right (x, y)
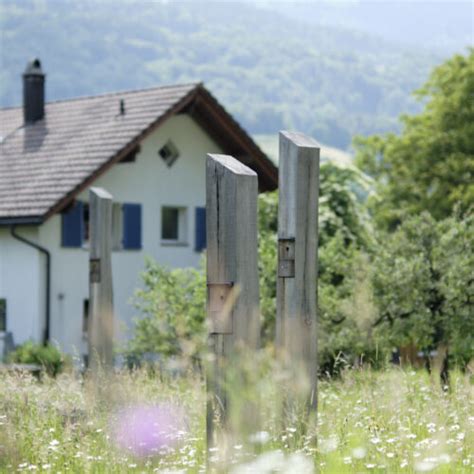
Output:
top-left (276, 131), bottom-right (320, 417)
top-left (206, 154), bottom-right (260, 461)
top-left (88, 187), bottom-right (114, 372)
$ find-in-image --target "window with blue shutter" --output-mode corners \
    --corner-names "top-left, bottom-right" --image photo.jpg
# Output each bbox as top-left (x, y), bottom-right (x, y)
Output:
top-left (195, 207), bottom-right (206, 252)
top-left (122, 203), bottom-right (142, 250)
top-left (61, 201), bottom-right (83, 247)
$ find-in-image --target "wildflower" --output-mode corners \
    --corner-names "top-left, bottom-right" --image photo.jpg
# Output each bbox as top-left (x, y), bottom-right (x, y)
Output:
top-left (111, 404), bottom-right (187, 457)
top-left (319, 435), bottom-right (338, 453)
top-left (438, 454), bottom-right (450, 464)
top-left (387, 452), bottom-right (395, 458)
top-left (365, 463), bottom-right (376, 469)
top-left (352, 447), bottom-right (367, 459)
top-left (370, 436), bottom-right (381, 444)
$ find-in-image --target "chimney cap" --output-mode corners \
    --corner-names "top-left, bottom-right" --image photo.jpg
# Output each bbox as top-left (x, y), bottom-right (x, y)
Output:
top-left (23, 58), bottom-right (44, 77)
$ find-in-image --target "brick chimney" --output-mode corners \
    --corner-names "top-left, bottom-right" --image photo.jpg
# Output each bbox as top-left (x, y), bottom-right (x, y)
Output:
top-left (23, 58), bottom-right (45, 124)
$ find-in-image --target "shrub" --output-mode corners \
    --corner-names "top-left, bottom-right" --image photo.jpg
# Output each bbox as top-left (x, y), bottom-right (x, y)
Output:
top-left (7, 341), bottom-right (66, 377)
top-left (127, 259), bottom-right (206, 364)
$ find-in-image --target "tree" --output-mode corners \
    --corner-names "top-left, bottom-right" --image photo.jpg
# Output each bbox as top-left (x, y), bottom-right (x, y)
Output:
top-left (258, 163), bottom-right (381, 371)
top-left (355, 49), bottom-right (474, 229)
top-left (371, 211), bottom-right (474, 365)
top-left (128, 163), bottom-right (380, 371)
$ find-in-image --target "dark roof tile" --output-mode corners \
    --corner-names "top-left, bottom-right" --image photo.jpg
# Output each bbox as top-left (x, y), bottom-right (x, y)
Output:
top-left (0, 83), bottom-right (198, 220)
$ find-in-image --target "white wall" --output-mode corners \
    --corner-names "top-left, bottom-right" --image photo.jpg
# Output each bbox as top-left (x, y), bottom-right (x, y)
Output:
top-left (0, 226), bottom-right (44, 345)
top-left (35, 114), bottom-right (223, 355)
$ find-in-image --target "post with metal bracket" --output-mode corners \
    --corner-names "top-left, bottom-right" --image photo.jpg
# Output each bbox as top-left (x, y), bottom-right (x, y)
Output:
top-left (206, 154), bottom-right (260, 463)
top-left (276, 131), bottom-right (320, 422)
top-left (88, 187), bottom-right (114, 373)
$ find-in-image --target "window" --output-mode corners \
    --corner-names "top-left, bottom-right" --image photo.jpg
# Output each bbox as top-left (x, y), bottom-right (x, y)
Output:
top-left (158, 140), bottom-right (180, 167)
top-left (0, 299), bottom-right (6, 332)
top-left (161, 206), bottom-right (187, 245)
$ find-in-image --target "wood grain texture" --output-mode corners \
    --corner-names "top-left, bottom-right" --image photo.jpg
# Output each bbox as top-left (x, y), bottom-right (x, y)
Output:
top-left (276, 131), bottom-right (320, 414)
top-left (206, 154), bottom-right (260, 459)
top-left (88, 187), bottom-right (114, 372)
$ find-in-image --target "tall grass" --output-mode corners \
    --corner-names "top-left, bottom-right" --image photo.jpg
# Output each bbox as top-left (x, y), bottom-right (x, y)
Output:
top-left (0, 366), bottom-right (472, 473)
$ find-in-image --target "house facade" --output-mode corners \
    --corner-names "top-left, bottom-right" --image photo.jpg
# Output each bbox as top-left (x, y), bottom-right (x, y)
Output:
top-left (0, 59), bottom-right (277, 359)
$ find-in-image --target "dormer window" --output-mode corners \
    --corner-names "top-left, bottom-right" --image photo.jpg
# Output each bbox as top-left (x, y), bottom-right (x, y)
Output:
top-left (158, 140), bottom-right (180, 167)
top-left (119, 145), bottom-right (140, 164)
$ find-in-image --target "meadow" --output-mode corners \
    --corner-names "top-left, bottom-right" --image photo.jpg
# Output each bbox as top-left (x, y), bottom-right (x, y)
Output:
top-left (0, 365), bottom-right (472, 473)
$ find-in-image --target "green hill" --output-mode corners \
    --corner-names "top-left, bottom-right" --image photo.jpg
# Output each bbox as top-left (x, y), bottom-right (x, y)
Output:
top-left (0, 0), bottom-right (448, 148)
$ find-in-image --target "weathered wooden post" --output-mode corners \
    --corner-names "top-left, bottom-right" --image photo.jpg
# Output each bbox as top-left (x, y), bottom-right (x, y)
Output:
top-left (206, 154), bottom-right (260, 461)
top-left (88, 187), bottom-right (114, 372)
top-left (276, 131), bottom-right (320, 421)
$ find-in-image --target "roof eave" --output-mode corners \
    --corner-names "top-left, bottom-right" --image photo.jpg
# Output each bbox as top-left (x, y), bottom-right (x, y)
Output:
top-left (0, 216), bottom-right (43, 226)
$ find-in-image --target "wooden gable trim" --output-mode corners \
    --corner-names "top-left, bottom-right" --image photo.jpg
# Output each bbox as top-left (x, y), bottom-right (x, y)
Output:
top-left (185, 86), bottom-right (278, 192)
top-left (42, 86), bottom-right (201, 222)
top-left (41, 84), bottom-right (277, 224)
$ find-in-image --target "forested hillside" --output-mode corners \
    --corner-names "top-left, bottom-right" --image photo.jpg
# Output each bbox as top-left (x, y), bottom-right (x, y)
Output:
top-left (0, 0), bottom-right (450, 148)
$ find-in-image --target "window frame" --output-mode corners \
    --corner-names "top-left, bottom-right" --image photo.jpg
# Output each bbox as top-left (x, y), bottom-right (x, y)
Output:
top-left (160, 206), bottom-right (188, 246)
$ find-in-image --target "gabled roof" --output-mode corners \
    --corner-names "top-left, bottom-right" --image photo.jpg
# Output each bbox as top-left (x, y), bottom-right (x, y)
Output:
top-left (0, 83), bottom-right (277, 225)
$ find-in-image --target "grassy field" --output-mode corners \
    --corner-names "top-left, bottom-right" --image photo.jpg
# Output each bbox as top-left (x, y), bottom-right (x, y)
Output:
top-left (0, 367), bottom-right (472, 473)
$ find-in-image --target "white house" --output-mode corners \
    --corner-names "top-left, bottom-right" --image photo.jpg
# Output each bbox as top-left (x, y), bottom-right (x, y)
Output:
top-left (0, 59), bottom-right (277, 360)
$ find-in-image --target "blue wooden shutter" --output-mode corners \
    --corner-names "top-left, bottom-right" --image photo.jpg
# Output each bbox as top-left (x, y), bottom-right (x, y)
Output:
top-left (122, 203), bottom-right (142, 250)
top-left (61, 201), bottom-right (83, 247)
top-left (195, 207), bottom-right (206, 252)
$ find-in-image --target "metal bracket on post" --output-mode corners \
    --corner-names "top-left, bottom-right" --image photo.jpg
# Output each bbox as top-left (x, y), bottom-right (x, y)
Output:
top-left (278, 238), bottom-right (295, 278)
top-left (207, 282), bottom-right (234, 334)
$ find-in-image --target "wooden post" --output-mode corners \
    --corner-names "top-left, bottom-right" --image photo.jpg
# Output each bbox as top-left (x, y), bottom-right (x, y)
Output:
top-left (88, 187), bottom-right (114, 372)
top-left (276, 131), bottom-right (320, 418)
top-left (206, 154), bottom-right (260, 461)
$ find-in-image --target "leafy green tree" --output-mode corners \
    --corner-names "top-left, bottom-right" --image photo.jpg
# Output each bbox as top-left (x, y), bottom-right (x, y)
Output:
top-left (355, 49), bottom-right (474, 228)
top-left (371, 211), bottom-right (473, 364)
top-left (258, 163), bottom-right (381, 370)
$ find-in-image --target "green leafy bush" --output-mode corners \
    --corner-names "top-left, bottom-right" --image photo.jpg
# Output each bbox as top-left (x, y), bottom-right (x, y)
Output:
top-left (7, 341), bottom-right (66, 377)
top-left (127, 259), bottom-right (206, 364)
